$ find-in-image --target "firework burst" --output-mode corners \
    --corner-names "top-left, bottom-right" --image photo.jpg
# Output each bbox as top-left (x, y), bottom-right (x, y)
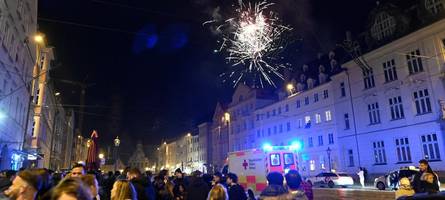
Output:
top-left (206, 1), bottom-right (292, 88)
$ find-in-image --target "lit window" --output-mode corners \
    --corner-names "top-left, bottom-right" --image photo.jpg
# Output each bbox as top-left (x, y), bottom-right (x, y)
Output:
top-left (370, 12), bottom-right (395, 41)
top-left (310, 160), bottom-right (315, 171)
top-left (325, 111), bottom-right (332, 121)
top-left (425, 0), bottom-right (443, 14)
top-left (315, 114), bottom-right (321, 124)
top-left (304, 116), bottom-right (311, 128)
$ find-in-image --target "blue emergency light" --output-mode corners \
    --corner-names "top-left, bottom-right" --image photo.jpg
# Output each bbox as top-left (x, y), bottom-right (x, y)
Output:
top-left (262, 143), bottom-right (273, 152)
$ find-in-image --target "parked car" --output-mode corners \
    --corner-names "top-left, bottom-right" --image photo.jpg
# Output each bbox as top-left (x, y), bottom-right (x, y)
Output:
top-left (306, 172), bottom-right (354, 188)
top-left (374, 166), bottom-right (419, 190)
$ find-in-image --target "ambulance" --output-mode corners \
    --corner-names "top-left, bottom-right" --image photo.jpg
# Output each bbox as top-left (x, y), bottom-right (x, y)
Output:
top-left (227, 143), bottom-right (301, 194)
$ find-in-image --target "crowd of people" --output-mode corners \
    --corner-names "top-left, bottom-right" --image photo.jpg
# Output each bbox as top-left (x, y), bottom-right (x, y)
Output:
top-left (0, 164), bottom-right (313, 200)
top-left (395, 159), bottom-right (441, 200)
top-left (0, 159), bottom-right (442, 200)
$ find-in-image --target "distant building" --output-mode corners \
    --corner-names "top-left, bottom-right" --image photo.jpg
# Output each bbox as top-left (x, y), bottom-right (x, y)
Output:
top-left (210, 103), bottom-right (230, 171)
top-left (128, 143), bottom-right (150, 172)
top-left (198, 122), bottom-right (212, 173)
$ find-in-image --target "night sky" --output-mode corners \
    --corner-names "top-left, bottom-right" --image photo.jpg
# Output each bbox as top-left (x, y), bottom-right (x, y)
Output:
top-left (37, 0), bottom-right (376, 153)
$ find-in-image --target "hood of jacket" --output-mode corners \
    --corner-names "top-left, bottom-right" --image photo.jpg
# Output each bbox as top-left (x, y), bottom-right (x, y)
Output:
top-left (260, 185), bottom-right (288, 197)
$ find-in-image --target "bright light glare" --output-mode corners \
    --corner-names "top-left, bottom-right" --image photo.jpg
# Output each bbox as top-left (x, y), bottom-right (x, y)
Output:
top-left (290, 141), bottom-right (302, 151)
top-left (34, 35), bottom-right (44, 43)
top-left (262, 143), bottom-right (273, 152)
top-left (0, 111), bottom-right (6, 120)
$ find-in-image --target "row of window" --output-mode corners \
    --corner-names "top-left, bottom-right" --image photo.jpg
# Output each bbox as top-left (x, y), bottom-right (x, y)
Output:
top-left (257, 90), bottom-right (330, 122)
top-left (362, 49), bottom-right (424, 90)
top-left (371, 133), bottom-right (441, 165)
top-left (365, 89), bottom-right (432, 125)
top-left (256, 122), bottom-right (291, 138)
top-left (307, 133), bottom-right (335, 147)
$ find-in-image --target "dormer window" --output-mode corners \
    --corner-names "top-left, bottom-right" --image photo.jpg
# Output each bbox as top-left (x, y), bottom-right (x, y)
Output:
top-left (425, 0), bottom-right (443, 14)
top-left (370, 12), bottom-right (396, 41)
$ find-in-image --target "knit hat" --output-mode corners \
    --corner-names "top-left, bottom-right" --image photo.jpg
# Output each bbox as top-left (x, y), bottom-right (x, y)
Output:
top-left (175, 168), bottom-right (182, 174)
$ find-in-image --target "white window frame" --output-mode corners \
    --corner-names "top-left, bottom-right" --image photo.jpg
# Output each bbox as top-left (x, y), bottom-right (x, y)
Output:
top-left (315, 113), bottom-right (321, 124)
top-left (406, 49), bottom-right (424, 74)
top-left (370, 12), bottom-right (396, 40)
top-left (383, 59), bottom-right (398, 82)
top-left (373, 141), bottom-right (387, 164)
top-left (395, 137), bottom-right (412, 163)
top-left (414, 89), bottom-right (432, 115)
top-left (421, 133), bottom-right (441, 161)
top-left (325, 111), bottom-right (332, 121)
top-left (389, 96), bottom-right (404, 120)
top-left (368, 102), bottom-right (381, 124)
top-left (363, 68), bottom-right (375, 89)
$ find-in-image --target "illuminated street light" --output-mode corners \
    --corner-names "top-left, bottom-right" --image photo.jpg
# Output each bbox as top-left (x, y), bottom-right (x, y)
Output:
top-left (186, 133), bottom-right (191, 137)
top-left (55, 92), bottom-right (61, 96)
top-left (114, 136), bottom-right (120, 147)
top-left (34, 34), bottom-right (44, 44)
top-left (98, 153), bottom-right (104, 159)
top-left (224, 112), bottom-right (230, 122)
top-left (145, 167), bottom-right (149, 171)
top-left (286, 83), bottom-right (295, 95)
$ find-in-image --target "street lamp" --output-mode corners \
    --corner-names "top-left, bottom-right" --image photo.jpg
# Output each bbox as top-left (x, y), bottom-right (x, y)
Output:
top-left (326, 147), bottom-right (332, 172)
top-left (34, 34), bottom-right (44, 44)
top-left (114, 136), bottom-right (120, 172)
top-left (286, 83), bottom-right (295, 95)
top-left (98, 153), bottom-right (104, 159)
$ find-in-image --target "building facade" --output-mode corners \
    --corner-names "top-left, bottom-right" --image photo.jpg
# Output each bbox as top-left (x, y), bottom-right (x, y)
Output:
top-left (128, 143), bottom-right (151, 173)
top-left (210, 103), bottom-right (230, 171)
top-left (0, 0), bottom-right (38, 170)
top-left (338, 19), bottom-right (445, 174)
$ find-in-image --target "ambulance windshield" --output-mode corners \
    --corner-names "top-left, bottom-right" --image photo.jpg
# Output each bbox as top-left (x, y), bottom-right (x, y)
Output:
top-left (270, 153), bottom-right (281, 166)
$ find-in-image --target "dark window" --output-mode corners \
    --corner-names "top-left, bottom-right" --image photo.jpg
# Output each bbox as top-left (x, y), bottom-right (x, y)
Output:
top-left (406, 49), bottom-right (424, 74)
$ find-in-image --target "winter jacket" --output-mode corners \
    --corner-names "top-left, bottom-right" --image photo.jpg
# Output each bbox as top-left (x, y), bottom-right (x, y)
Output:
top-left (395, 187), bottom-right (415, 199)
top-left (412, 171), bottom-right (439, 193)
top-left (186, 177), bottom-right (210, 200)
top-left (131, 177), bottom-right (156, 200)
top-left (260, 185), bottom-right (288, 197)
top-left (228, 184), bottom-right (247, 200)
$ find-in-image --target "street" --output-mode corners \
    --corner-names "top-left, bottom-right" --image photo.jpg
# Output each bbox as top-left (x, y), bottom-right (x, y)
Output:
top-left (313, 188), bottom-right (395, 200)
